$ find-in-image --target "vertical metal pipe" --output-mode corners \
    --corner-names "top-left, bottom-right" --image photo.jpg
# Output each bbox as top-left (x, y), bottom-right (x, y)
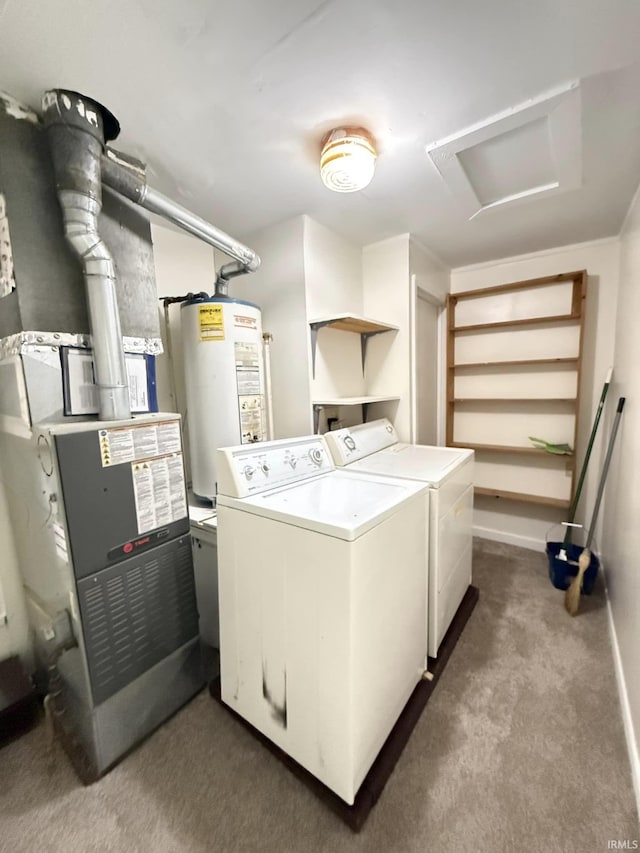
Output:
top-left (42, 90), bottom-right (130, 421)
top-left (262, 332), bottom-right (274, 440)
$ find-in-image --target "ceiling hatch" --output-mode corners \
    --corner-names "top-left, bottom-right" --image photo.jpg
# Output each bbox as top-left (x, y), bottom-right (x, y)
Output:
top-left (426, 81), bottom-right (581, 219)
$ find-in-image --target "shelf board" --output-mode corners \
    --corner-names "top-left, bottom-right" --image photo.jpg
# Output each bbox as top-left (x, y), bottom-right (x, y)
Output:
top-left (453, 397), bottom-right (577, 404)
top-left (450, 271), bottom-right (585, 301)
top-left (474, 486), bottom-right (570, 509)
top-left (450, 442), bottom-right (573, 458)
top-left (309, 314), bottom-right (399, 335)
top-left (312, 395), bottom-right (400, 407)
top-left (452, 313), bottom-right (579, 333)
top-left (309, 314), bottom-right (399, 379)
top-left (451, 357), bottom-right (579, 369)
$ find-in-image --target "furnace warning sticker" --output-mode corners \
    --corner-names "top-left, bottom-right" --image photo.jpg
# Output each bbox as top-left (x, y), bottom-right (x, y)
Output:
top-left (199, 303), bottom-right (225, 341)
top-left (99, 421), bottom-right (182, 467)
top-left (131, 453), bottom-right (187, 535)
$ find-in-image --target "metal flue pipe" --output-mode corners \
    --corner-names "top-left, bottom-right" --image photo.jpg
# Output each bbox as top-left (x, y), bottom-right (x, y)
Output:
top-left (101, 150), bottom-right (261, 282)
top-left (42, 90), bottom-right (131, 421)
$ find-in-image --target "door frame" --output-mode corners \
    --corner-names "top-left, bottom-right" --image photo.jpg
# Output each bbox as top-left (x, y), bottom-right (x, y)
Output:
top-left (410, 274), bottom-right (447, 445)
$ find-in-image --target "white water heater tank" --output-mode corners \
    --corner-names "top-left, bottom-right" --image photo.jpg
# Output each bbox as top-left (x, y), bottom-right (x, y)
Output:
top-left (181, 295), bottom-right (266, 501)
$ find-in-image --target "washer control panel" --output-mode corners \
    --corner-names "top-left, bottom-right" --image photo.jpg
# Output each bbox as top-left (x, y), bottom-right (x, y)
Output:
top-left (217, 436), bottom-right (333, 498)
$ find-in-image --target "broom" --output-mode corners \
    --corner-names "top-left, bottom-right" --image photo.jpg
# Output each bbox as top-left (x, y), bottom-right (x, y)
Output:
top-left (563, 367), bottom-right (613, 546)
top-left (565, 396), bottom-right (625, 616)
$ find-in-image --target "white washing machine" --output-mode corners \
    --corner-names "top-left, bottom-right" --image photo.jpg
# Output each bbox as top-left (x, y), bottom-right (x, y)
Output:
top-left (324, 419), bottom-right (474, 659)
top-left (215, 434), bottom-right (428, 805)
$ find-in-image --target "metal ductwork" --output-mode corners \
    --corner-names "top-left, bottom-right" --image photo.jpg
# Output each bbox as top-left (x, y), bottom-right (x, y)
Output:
top-left (101, 148), bottom-right (261, 293)
top-left (42, 89), bottom-right (131, 421)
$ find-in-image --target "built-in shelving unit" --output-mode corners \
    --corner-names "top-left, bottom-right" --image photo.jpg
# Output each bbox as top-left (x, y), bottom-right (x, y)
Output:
top-left (446, 271), bottom-right (587, 509)
top-left (309, 314), bottom-right (399, 433)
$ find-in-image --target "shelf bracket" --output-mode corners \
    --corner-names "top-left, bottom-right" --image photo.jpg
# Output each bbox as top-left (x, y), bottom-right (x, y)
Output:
top-left (309, 321), bottom-right (333, 379)
top-left (312, 404), bottom-right (322, 435)
top-left (360, 331), bottom-right (387, 375)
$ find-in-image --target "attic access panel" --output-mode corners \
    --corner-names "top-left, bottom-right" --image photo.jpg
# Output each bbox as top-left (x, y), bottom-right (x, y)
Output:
top-left (426, 81), bottom-right (581, 219)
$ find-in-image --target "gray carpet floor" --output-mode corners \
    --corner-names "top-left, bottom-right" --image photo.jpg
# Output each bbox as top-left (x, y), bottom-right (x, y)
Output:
top-left (1, 539), bottom-right (638, 853)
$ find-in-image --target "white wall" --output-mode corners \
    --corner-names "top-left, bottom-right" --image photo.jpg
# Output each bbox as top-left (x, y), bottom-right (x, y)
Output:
top-left (363, 235), bottom-right (412, 440)
top-left (303, 217), bottom-right (366, 407)
top-left (0, 464), bottom-right (30, 664)
top-left (409, 238), bottom-right (450, 443)
top-left (601, 188), bottom-right (640, 811)
top-left (451, 238), bottom-right (620, 550)
top-left (224, 216), bottom-right (312, 438)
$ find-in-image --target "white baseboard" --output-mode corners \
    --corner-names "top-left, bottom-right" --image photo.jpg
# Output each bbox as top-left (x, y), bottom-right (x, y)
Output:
top-left (606, 593), bottom-right (640, 818)
top-left (473, 525), bottom-right (545, 553)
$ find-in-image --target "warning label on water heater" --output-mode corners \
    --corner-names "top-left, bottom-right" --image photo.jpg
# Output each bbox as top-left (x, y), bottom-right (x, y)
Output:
top-left (235, 342), bottom-right (266, 443)
top-left (131, 453), bottom-right (187, 534)
top-left (199, 304), bottom-right (225, 341)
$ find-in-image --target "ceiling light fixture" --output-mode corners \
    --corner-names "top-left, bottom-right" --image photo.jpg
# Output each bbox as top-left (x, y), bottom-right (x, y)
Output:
top-left (320, 127), bottom-right (377, 193)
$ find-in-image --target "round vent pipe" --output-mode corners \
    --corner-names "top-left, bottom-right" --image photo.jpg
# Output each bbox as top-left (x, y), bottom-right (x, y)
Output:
top-left (42, 89), bottom-right (131, 422)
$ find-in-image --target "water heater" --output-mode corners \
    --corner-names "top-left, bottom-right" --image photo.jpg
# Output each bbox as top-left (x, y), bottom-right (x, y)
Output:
top-left (181, 295), bottom-right (266, 501)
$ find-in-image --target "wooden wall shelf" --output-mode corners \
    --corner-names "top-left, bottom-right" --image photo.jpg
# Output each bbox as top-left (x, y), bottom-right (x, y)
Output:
top-left (452, 357), bottom-right (579, 370)
top-left (452, 314), bottom-right (580, 333)
top-left (448, 441), bottom-right (573, 458)
top-left (447, 271), bottom-right (587, 511)
top-left (474, 487), bottom-right (571, 509)
top-left (309, 313), bottom-right (398, 378)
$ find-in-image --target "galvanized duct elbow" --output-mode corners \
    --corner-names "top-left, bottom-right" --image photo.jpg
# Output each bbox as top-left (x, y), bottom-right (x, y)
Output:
top-left (42, 90), bottom-right (131, 421)
top-left (102, 148), bottom-right (261, 286)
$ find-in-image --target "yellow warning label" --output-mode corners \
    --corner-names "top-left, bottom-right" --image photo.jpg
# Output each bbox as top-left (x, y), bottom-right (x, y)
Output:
top-left (199, 304), bottom-right (225, 341)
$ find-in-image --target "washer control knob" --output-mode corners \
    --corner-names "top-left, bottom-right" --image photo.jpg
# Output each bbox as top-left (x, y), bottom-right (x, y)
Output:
top-left (343, 435), bottom-right (356, 451)
top-left (288, 457), bottom-right (297, 469)
top-left (309, 447), bottom-right (323, 465)
top-left (242, 465), bottom-right (255, 480)
top-left (261, 463), bottom-right (270, 474)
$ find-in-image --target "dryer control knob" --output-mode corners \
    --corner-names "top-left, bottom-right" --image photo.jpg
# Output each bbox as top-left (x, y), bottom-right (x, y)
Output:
top-left (343, 435), bottom-right (356, 451)
top-left (243, 465), bottom-right (255, 479)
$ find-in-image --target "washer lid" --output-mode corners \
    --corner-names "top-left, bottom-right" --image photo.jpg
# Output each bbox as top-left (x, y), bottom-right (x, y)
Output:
top-left (343, 444), bottom-right (474, 486)
top-left (216, 469), bottom-right (426, 541)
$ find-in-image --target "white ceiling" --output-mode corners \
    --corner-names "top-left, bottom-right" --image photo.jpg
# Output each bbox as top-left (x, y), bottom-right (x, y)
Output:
top-left (1, 0), bottom-right (640, 267)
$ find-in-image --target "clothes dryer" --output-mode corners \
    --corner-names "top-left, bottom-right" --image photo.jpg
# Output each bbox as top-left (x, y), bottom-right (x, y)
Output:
top-left (325, 420), bottom-right (473, 658)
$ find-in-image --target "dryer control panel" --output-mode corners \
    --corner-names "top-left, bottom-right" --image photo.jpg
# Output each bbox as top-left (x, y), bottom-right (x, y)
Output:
top-left (324, 418), bottom-right (398, 466)
top-left (216, 435), bottom-right (333, 498)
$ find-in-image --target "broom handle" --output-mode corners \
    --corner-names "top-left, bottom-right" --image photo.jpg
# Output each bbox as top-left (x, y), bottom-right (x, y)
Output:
top-left (586, 397), bottom-right (625, 549)
top-left (564, 367), bottom-right (613, 544)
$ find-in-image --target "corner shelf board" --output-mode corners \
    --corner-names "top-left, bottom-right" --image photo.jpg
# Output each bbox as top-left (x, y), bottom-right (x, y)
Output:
top-left (446, 270), bottom-right (587, 511)
top-left (453, 397), bottom-right (576, 404)
top-left (309, 314), bottom-right (399, 377)
top-left (452, 314), bottom-right (580, 333)
top-left (312, 395), bottom-right (400, 433)
top-left (474, 487), bottom-right (571, 510)
top-left (449, 441), bottom-right (573, 458)
top-left (452, 357), bottom-right (579, 370)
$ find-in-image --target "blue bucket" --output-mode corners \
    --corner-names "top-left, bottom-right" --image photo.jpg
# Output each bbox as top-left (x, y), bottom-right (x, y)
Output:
top-left (546, 541), bottom-right (599, 594)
